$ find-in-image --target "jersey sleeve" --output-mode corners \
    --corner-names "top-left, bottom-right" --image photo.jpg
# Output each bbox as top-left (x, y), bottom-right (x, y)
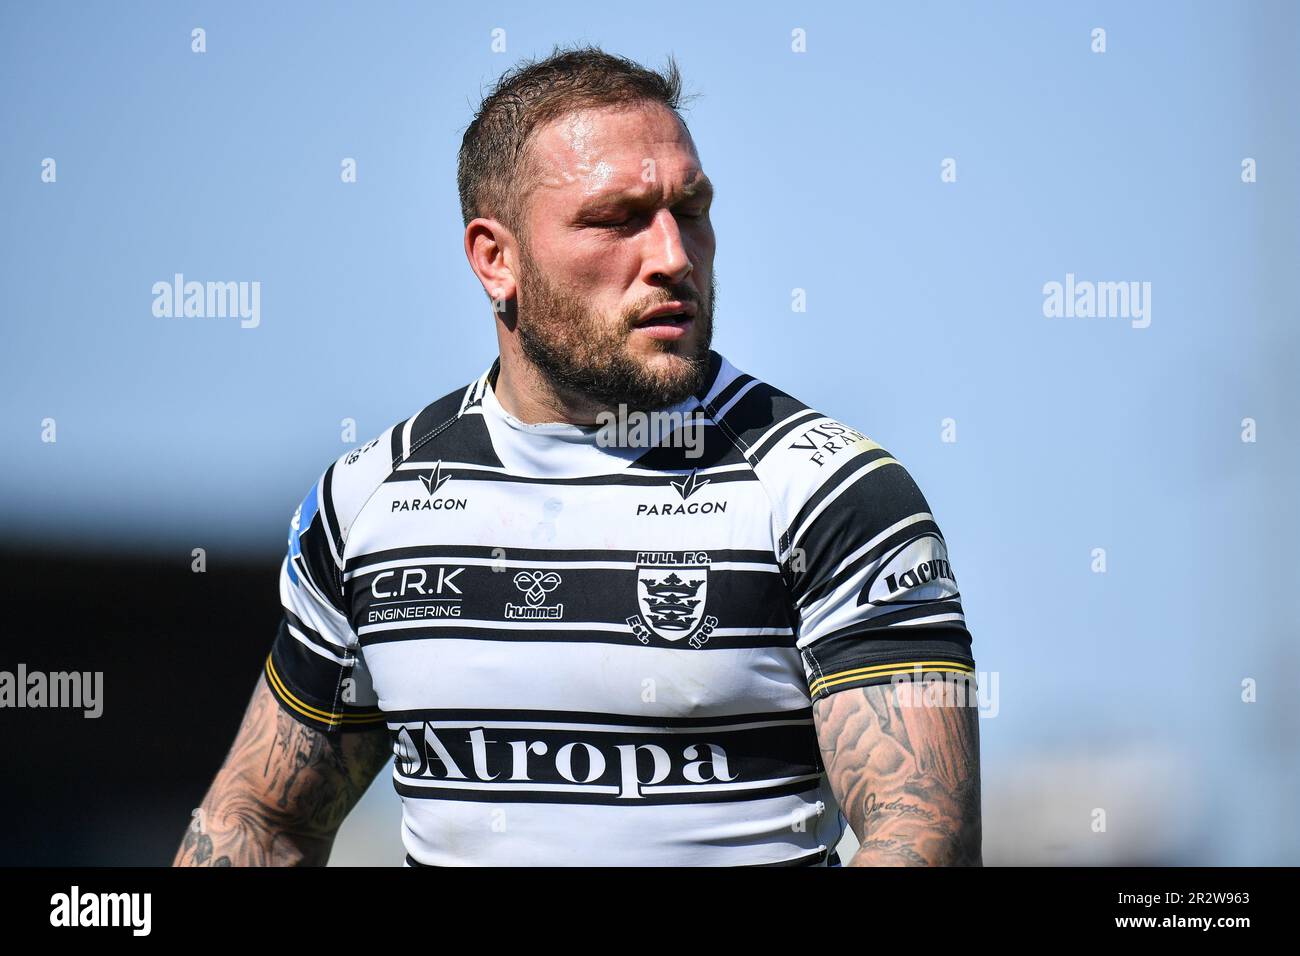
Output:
top-left (765, 419), bottom-right (975, 701)
top-left (265, 454), bottom-right (387, 734)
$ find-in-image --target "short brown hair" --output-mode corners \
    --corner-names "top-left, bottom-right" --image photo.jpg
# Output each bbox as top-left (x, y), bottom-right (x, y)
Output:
top-left (457, 45), bottom-right (692, 237)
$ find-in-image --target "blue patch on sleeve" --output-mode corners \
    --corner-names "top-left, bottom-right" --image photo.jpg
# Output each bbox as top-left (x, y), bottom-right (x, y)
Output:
top-left (286, 482), bottom-right (320, 584)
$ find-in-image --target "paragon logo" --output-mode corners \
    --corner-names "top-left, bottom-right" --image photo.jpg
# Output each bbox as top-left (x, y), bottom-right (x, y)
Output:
top-left (505, 570), bottom-right (563, 620)
top-left (857, 533), bottom-right (959, 606)
top-left (635, 469), bottom-right (727, 516)
top-left (392, 461), bottom-right (467, 512)
top-left (626, 552), bottom-right (717, 647)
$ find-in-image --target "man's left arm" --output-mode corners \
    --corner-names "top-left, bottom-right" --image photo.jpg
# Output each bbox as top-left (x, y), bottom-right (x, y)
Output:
top-left (763, 424), bottom-right (983, 865)
top-left (813, 678), bottom-right (981, 866)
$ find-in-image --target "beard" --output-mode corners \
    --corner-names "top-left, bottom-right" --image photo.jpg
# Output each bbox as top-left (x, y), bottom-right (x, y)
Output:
top-left (512, 243), bottom-right (716, 414)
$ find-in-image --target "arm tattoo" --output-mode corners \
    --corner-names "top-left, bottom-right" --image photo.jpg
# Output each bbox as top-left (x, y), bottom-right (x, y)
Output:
top-left (814, 680), bottom-right (982, 866)
top-left (173, 674), bottom-right (391, 866)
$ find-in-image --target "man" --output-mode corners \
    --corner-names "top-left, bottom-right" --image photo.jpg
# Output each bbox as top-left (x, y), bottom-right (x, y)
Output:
top-left (174, 46), bottom-right (980, 867)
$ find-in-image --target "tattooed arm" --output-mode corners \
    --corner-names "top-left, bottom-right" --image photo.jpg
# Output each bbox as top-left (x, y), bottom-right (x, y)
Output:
top-left (173, 672), bottom-right (391, 866)
top-left (813, 679), bottom-right (982, 866)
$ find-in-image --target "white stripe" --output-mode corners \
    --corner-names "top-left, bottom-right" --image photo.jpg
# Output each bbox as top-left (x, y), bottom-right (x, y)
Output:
top-left (893, 612), bottom-right (966, 626)
top-left (386, 716), bottom-right (813, 734)
top-left (400, 414), bottom-right (415, 461)
top-left (395, 774), bottom-right (621, 796)
top-left (317, 475), bottom-right (344, 570)
top-left (642, 772), bottom-right (823, 795)
top-left (287, 624), bottom-right (351, 662)
top-left (712, 377), bottom-right (761, 420)
top-left (344, 555), bottom-right (779, 581)
top-left (358, 617), bottom-right (792, 637)
top-left (288, 552), bottom-right (345, 619)
top-left (393, 771), bottom-right (822, 797)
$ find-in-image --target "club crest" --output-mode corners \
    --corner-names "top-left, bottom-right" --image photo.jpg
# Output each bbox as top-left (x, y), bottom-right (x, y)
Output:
top-left (629, 564), bottom-right (711, 643)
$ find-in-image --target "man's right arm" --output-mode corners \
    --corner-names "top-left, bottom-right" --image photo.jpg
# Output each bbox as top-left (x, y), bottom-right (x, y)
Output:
top-left (173, 671), bottom-right (390, 867)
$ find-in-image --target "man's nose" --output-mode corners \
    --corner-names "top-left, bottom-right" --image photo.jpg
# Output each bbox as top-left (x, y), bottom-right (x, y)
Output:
top-left (641, 208), bottom-right (694, 286)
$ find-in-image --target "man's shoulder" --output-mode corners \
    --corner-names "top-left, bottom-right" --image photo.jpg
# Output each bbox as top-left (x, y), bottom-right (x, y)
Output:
top-left (304, 365), bottom-right (492, 544)
top-left (705, 352), bottom-right (890, 483)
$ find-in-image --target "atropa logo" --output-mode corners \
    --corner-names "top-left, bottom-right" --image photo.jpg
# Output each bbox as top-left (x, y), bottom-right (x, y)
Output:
top-left (856, 533), bottom-right (959, 606)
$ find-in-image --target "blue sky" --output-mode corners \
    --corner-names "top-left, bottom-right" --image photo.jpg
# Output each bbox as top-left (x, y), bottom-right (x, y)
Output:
top-left (2, 1), bottom-right (1296, 862)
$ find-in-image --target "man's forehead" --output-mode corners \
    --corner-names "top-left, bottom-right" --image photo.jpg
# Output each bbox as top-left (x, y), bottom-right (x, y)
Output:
top-left (528, 104), bottom-right (704, 197)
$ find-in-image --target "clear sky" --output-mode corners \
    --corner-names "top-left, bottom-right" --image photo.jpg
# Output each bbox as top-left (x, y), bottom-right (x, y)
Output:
top-left (2, 1), bottom-right (1296, 863)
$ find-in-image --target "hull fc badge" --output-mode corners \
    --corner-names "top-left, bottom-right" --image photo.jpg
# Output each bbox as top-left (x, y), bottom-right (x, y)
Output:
top-left (626, 563), bottom-right (717, 647)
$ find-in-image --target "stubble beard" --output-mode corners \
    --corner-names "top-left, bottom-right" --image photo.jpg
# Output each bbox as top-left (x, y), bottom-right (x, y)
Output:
top-left (512, 242), bottom-right (716, 414)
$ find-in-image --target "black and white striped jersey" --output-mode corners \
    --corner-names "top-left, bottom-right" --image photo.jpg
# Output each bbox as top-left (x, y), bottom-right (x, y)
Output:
top-left (266, 350), bottom-right (975, 866)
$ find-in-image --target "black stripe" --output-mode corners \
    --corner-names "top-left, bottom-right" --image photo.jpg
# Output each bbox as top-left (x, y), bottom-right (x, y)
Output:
top-left (793, 519), bottom-right (943, 610)
top-left (321, 463), bottom-right (344, 562)
top-left (783, 447), bottom-right (899, 552)
top-left (408, 411), bottom-right (503, 469)
top-left (842, 600), bottom-right (965, 629)
top-left (389, 415), bottom-right (407, 464)
top-left (394, 776), bottom-right (822, 807)
top-left (802, 624), bottom-right (974, 677)
top-left (712, 383), bottom-right (811, 459)
top-left (707, 370), bottom-right (755, 413)
top-left (693, 350), bottom-right (725, 402)
top-left (745, 409), bottom-right (826, 465)
top-left (382, 465), bottom-right (760, 489)
top-left (282, 608), bottom-right (347, 661)
top-left (746, 846), bottom-right (839, 867)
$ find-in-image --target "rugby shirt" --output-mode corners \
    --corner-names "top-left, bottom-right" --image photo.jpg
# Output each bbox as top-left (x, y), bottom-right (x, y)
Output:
top-left (266, 349), bottom-right (975, 866)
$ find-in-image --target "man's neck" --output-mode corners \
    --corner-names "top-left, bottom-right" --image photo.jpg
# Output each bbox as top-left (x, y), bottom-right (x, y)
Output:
top-left (490, 357), bottom-right (607, 427)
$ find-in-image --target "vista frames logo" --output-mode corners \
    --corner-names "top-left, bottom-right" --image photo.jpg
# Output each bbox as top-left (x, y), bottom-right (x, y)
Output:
top-left (392, 461), bottom-right (467, 512)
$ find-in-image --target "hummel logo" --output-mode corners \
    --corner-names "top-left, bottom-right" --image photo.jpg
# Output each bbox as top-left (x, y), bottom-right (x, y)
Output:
top-left (670, 469), bottom-right (710, 500)
top-left (419, 462), bottom-right (452, 496)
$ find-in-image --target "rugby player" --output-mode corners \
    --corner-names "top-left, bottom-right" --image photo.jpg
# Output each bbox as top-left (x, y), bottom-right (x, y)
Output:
top-left (173, 46), bottom-right (981, 867)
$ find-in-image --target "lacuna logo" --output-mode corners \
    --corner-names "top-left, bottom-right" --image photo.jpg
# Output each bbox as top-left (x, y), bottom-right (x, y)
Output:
top-left (595, 405), bottom-right (705, 459)
top-left (152, 273), bottom-right (260, 328)
top-left (50, 886), bottom-right (150, 936)
top-left (1042, 273), bottom-right (1151, 329)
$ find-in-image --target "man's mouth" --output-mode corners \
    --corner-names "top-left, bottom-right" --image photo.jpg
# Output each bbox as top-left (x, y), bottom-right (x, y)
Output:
top-left (633, 301), bottom-right (698, 332)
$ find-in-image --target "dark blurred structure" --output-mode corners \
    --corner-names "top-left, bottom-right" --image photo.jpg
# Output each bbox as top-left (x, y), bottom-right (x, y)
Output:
top-left (0, 545), bottom-right (283, 865)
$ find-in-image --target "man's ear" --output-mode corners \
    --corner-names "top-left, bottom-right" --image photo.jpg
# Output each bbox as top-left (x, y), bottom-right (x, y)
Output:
top-left (464, 218), bottom-right (518, 312)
